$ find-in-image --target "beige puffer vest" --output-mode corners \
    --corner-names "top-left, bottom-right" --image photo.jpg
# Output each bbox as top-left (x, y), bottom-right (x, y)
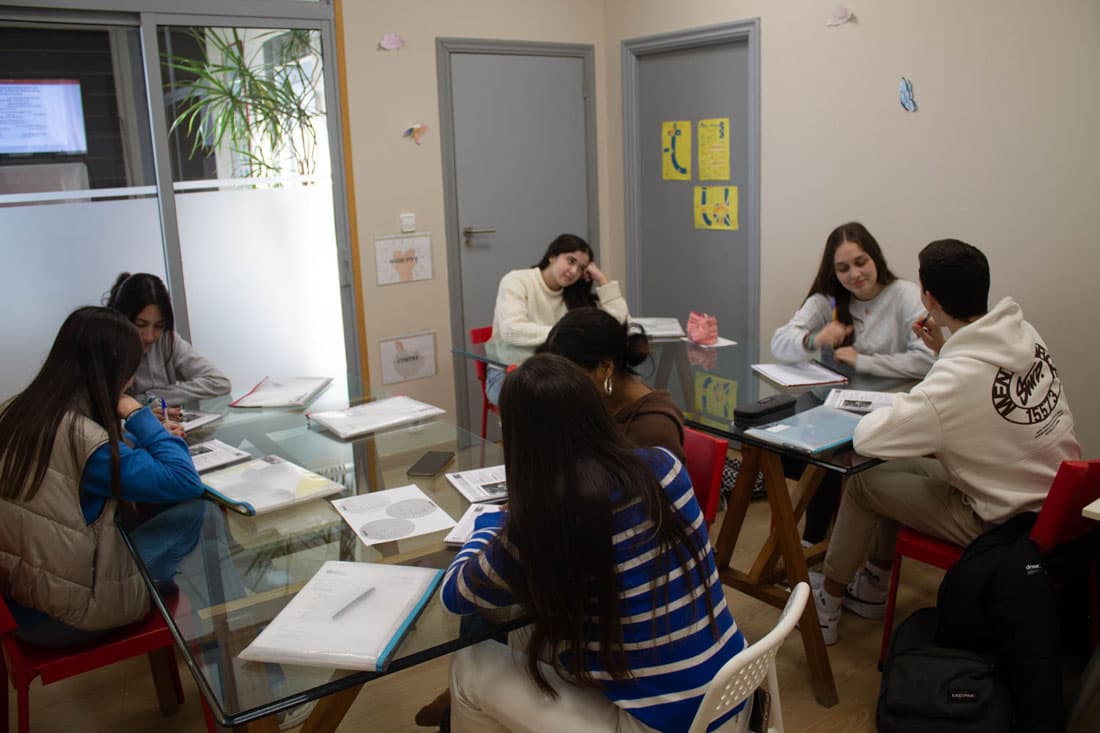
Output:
top-left (0, 412), bottom-right (150, 630)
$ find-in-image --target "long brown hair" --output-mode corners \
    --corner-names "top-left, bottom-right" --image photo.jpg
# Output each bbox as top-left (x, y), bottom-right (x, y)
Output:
top-left (0, 307), bottom-right (143, 502)
top-left (534, 233), bottom-right (599, 310)
top-left (497, 354), bottom-right (715, 694)
top-left (805, 222), bottom-right (897, 332)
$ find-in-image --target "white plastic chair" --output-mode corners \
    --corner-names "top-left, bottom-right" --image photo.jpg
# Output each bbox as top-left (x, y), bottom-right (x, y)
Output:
top-left (688, 581), bottom-right (809, 733)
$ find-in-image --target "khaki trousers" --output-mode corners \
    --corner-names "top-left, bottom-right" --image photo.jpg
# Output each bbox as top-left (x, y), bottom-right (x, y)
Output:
top-left (822, 457), bottom-right (991, 586)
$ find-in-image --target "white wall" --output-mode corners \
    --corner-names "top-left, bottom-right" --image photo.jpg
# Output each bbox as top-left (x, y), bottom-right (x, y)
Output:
top-left (341, 0), bottom-right (1100, 452)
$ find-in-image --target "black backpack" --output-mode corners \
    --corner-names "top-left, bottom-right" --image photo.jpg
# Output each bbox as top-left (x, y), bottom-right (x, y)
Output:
top-left (877, 607), bottom-right (1012, 732)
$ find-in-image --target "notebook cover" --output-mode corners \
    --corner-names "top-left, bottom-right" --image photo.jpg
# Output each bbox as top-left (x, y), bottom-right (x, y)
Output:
top-left (743, 405), bottom-right (863, 455)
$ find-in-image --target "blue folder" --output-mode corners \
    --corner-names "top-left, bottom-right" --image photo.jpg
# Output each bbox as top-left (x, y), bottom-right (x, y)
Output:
top-left (743, 405), bottom-right (863, 455)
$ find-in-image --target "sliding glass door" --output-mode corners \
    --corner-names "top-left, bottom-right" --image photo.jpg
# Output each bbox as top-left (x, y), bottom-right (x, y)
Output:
top-left (0, 1), bottom-right (360, 401)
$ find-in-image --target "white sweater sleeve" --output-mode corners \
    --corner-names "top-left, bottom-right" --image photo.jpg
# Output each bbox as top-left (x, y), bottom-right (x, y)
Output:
top-left (770, 295), bottom-right (831, 362)
top-left (596, 280), bottom-right (630, 323)
top-left (853, 389), bottom-right (944, 459)
top-left (493, 272), bottom-right (554, 346)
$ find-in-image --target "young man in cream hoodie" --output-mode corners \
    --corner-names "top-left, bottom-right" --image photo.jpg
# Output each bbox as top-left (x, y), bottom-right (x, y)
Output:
top-left (813, 239), bottom-right (1080, 645)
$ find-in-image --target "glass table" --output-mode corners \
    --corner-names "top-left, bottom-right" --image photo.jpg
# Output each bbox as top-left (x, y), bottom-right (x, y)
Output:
top-left (119, 391), bottom-right (516, 731)
top-left (455, 335), bottom-right (915, 707)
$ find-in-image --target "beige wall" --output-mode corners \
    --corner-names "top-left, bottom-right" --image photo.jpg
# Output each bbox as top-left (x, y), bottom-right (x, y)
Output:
top-left (340, 0), bottom-right (610, 414)
top-left (342, 0), bottom-right (1100, 452)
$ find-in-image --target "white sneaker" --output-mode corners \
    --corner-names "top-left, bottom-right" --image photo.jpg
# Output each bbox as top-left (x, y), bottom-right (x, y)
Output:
top-left (812, 586), bottom-right (841, 646)
top-left (842, 567), bottom-right (888, 620)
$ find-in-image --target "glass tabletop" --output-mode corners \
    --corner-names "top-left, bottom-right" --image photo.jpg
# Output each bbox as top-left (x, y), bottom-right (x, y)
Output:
top-left (456, 336), bottom-right (915, 475)
top-left (119, 391), bottom-right (516, 728)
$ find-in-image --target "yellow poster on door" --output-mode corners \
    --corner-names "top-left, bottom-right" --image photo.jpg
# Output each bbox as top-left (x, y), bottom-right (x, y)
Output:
top-left (697, 118), bottom-right (730, 180)
top-left (693, 185), bottom-right (738, 231)
top-left (661, 121), bottom-right (691, 180)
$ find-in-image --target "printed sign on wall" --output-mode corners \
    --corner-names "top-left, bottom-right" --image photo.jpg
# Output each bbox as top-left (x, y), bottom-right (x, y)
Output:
top-left (375, 234), bottom-right (432, 285)
top-left (693, 185), bottom-right (739, 231)
top-left (697, 118), bottom-right (730, 180)
top-left (661, 121), bottom-right (692, 180)
top-left (379, 332), bottom-right (436, 385)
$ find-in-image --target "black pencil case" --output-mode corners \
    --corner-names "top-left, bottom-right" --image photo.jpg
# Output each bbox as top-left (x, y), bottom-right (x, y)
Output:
top-left (732, 393), bottom-right (798, 429)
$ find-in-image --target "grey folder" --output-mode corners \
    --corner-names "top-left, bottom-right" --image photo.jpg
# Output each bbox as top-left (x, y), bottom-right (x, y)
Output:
top-left (743, 405), bottom-right (864, 455)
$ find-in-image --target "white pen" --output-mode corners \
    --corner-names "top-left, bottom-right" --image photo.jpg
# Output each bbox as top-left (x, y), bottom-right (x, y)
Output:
top-left (331, 585), bottom-right (375, 620)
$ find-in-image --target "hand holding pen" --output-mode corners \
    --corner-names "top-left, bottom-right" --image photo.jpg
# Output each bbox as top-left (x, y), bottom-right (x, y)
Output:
top-left (911, 313), bottom-right (946, 354)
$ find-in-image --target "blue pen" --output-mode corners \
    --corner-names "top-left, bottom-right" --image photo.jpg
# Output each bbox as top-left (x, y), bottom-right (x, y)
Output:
top-left (160, 398), bottom-right (168, 417)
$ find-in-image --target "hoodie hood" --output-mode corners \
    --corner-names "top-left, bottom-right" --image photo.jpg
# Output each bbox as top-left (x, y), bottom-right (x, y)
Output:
top-left (940, 297), bottom-right (1035, 374)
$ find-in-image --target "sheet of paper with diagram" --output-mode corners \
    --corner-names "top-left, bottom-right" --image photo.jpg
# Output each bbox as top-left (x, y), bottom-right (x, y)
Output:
top-left (331, 484), bottom-right (456, 547)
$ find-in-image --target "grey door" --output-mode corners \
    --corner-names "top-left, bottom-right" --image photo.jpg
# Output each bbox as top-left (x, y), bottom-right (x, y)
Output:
top-left (439, 41), bottom-right (598, 438)
top-left (625, 23), bottom-right (760, 415)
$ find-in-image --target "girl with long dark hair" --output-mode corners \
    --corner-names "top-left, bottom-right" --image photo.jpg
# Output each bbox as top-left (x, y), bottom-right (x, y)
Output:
top-left (0, 307), bottom-right (205, 646)
top-left (771, 222), bottom-right (933, 378)
top-left (484, 234), bottom-right (629, 404)
top-left (441, 354), bottom-right (747, 732)
top-left (538, 307), bottom-right (684, 461)
top-left (106, 272), bottom-right (231, 404)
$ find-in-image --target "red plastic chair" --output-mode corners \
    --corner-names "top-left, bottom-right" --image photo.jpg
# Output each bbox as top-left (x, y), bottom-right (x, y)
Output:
top-left (683, 427), bottom-right (728, 525)
top-left (878, 459), bottom-right (1100, 663)
top-left (0, 593), bottom-right (207, 733)
top-left (470, 325), bottom-right (498, 439)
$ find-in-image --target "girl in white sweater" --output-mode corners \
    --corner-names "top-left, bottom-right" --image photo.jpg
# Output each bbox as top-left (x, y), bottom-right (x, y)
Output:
top-left (486, 234), bottom-right (629, 403)
top-left (771, 222), bottom-right (933, 379)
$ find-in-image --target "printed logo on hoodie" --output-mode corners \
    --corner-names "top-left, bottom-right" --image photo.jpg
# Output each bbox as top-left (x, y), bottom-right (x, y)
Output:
top-left (991, 343), bottom-right (1062, 425)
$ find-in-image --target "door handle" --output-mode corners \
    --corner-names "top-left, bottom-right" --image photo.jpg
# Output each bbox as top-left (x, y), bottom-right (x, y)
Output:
top-left (462, 226), bottom-right (496, 247)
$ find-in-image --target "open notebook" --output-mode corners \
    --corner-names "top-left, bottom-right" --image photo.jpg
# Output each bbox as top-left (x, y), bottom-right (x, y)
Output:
top-left (202, 455), bottom-right (344, 516)
top-left (238, 561), bottom-right (443, 672)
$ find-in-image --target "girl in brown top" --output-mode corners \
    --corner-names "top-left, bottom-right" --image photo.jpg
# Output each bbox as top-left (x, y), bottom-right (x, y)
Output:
top-left (538, 308), bottom-right (685, 461)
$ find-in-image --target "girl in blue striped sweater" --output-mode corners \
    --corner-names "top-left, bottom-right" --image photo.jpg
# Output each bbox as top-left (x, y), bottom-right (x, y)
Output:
top-left (441, 354), bottom-right (747, 732)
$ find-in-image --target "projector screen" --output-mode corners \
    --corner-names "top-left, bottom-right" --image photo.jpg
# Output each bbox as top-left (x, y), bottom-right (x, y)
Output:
top-left (0, 79), bottom-right (88, 155)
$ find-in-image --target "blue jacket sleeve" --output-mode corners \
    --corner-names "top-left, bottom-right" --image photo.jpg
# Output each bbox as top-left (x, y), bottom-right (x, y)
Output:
top-left (439, 511), bottom-right (520, 614)
top-left (80, 407), bottom-right (205, 523)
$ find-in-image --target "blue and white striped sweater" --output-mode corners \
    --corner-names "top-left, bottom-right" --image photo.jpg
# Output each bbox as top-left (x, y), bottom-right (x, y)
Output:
top-left (440, 447), bottom-right (746, 731)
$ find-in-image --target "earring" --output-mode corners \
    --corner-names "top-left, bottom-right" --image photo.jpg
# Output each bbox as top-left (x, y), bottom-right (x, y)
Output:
top-left (604, 373), bottom-right (613, 396)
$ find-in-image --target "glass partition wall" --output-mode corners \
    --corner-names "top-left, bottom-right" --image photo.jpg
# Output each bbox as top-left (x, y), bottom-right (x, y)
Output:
top-left (0, 2), bottom-right (360, 402)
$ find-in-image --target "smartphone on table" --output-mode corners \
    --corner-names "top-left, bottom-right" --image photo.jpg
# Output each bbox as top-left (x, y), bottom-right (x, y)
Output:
top-left (406, 450), bottom-right (455, 477)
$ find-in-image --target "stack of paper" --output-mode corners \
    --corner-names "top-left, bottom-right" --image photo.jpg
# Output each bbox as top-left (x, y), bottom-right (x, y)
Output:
top-left (238, 561), bottom-right (443, 672)
top-left (178, 409), bottom-right (222, 432)
top-left (308, 396), bottom-right (445, 439)
top-left (202, 455), bottom-right (344, 516)
top-left (189, 439), bottom-right (251, 474)
top-left (444, 465), bottom-right (507, 503)
top-left (823, 388), bottom-right (897, 414)
top-left (630, 317), bottom-right (685, 339)
top-left (230, 376), bottom-right (333, 408)
top-left (444, 503), bottom-right (504, 547)
top-left (751, 362), bottom-right (848, 388)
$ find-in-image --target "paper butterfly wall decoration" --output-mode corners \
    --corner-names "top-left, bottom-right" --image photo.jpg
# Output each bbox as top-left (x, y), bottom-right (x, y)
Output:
top-left (403, 124), bottom-right (428, 145)
top-left (899, 78), bottom-right (918, 112)
top-left (379, 32), bottom-right (405, 51)
top-left (825, 5), bottom-right (855, 27)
